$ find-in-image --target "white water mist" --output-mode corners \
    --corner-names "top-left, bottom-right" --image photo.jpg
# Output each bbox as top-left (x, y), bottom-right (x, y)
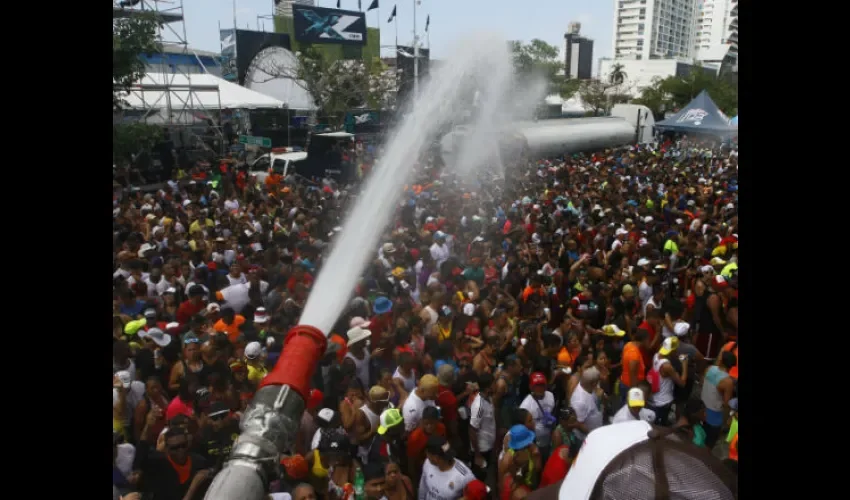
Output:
top-left (299, 34), bottom-right (521, 335)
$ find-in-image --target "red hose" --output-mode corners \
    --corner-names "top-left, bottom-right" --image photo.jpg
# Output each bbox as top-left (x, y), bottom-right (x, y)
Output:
top-left (260, 325), bottom-right (327, 401)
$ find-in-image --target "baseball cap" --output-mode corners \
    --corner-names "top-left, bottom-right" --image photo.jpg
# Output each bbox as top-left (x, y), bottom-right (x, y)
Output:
top-left (558, 421), bottom-right (737, 500)
top-left (306, 389), bottom-right (324, 410)
top-left (463, 480), bottom-right (489, 500)
top-left (673, 322), bottom-right (690, 337)
top-left (368, 385), bottom-right (390, 403)
top-left (627, 388), bottom-right (646, 408)
top-left (245, 341), bottom-right (262, 359)
top-left (602, 324), bottom-right (625, 337)
top-left (143, 308), bottom-right (157, 319)
top-left (659, 337), bottom-right (680, 356)
top-left (207, 401), bottom-right (230, 418)
top-left (377, 408), bottom-right (404, 435)
top-left (530, 371), bottom-right (547, 387)
top-left (317, 408), bottom-right (335, 425)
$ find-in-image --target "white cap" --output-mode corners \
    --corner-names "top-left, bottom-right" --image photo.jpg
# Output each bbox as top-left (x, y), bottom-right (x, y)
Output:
top-left (644, 216), bottom-right (654, 223)
top-left (636, 258), bottom-right (651, 267)
top-left (245, 341), bottom-right (262, 359)
top-left (615, 228), bottom-right (628, 237)
top-left (463, 303), bottom-right (476, 317)
top-left (673, 322), bottom-right (690, 337)
top-left (317, 408), bottom-right (335, 423)
top-left (207, 303), bottom-right (221, 314)
top-left (627, 388), bottom-right (645, 408)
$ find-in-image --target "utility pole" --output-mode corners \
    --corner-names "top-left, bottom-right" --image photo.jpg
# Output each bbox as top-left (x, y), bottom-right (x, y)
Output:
top-left (413, 0), bottom-right (419, 104)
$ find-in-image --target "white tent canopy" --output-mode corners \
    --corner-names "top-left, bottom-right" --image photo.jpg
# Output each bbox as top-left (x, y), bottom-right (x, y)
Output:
top-left (243, 46), bottom-right (318, 111)
top-left (123, 72), bottom-right (285, 110)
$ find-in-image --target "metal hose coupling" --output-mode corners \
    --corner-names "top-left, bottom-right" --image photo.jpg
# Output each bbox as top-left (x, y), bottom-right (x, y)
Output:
top-left (205, 325), bottom-right (327, 500)
top-left (205, 384), bottom-right (305, 500)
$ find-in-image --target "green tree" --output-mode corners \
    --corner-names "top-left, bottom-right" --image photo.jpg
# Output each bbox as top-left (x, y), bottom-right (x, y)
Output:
top-left (578, 79), bottom-right (617, 116)
top-left (510, 39), bottom-right (578, 98)
top-left (113, 122), bottom-right (163, 167)
top-left (113, 12), bottom-right (162, 110)
top-left (608, 63), bottom-right (627, 85)
top-left (634, 68), bottom-right (738, 119)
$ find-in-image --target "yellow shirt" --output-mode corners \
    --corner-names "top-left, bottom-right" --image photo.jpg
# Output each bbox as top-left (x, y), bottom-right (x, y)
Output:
top-left (247, 364), bottom-right (268, 384)
top-left (189, 218), bottom-right (214, 235)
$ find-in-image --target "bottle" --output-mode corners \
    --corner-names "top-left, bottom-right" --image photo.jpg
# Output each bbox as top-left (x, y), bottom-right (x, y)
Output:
top-left (353, 467), bottom-right (365, 500)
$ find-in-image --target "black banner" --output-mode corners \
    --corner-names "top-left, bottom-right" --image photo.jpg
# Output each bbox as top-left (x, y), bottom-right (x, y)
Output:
top-left (292, 5), bottom-right (367, 46)
top-left (234, 30), bottom-right (291, 85)
top-left (396, 46), bottom-right (430, 105)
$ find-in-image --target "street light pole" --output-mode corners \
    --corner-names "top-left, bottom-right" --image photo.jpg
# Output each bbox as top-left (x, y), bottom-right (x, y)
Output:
top-left (413, 0), bottom-right (419, 103)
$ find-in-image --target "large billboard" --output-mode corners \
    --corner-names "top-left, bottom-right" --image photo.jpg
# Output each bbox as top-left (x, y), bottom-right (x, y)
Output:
top-left (292, 5), bottom-right (367, 46)
top-left (220, 29), bottom-right (293, 85)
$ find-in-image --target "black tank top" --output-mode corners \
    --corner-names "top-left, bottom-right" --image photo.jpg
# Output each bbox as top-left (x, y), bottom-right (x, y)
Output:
top-left (182, 360), bottom-right (212, 386)
top-left (694, 292), bottom-right (722, 335)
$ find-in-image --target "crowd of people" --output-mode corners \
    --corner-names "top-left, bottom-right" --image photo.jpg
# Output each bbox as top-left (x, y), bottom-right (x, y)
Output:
top-left (113, 134), bottom-right (739, 500)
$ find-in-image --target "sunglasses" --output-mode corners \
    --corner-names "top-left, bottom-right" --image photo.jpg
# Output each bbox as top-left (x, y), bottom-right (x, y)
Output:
top-left (208, 413), bottom-right (228, 422)
top-left (184, 338), bottom-right (200, 345)
top-left (168, 442), bottom-right (189, 451)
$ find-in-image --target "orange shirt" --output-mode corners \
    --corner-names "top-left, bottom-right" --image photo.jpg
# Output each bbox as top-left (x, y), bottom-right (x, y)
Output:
top-left (406, 423), bottom-right (446, 459)
top-left (723, 342), bottom-right (738, 379)
top-left (214, 315), bottom-right (246, 343)
top-left (620, 342), bottom-right (646, 387)
top-left (265, 173), bottom-right (282, 188)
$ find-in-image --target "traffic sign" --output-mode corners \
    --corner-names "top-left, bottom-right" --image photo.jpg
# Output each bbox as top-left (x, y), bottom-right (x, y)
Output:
top-left (238, 135), bottom-right (272, 148)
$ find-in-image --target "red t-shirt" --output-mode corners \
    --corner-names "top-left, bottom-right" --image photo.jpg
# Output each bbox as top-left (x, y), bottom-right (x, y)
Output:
top-left (286, 273), bottom-right (314, 294)
top-left (369, 314), bottom-right (393, 345)
top-left (436, 385), bottom-right (458, 423)
top-left (176, 300), bottom-right (206, 325)
top-left (540, 445), bottom-right (571, 487)
top-left (637, 320), bottom-right (657, 370)
top-left (166, 396), bottom-right (194, 421)
top-left (406, 423), bottom-right (446, 459)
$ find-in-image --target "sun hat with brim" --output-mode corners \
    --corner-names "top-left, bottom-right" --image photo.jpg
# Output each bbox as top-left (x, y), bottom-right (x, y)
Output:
top-left (138, 327), bottom-right (172, 347)
top-left (602, 324), bottom-right (626, 337)
top-left (508, 424), bottom-right (536, 450)
top-left (346, 326), bottom-right (371, 346)
top-left (349, 316), bottom-right (371, 329)
top-left (377, 408), bottom-right (404, 435)
top-left (373, 297), bottom-right (393, 315)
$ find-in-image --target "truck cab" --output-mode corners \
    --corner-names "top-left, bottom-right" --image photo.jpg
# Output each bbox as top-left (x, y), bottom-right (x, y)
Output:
top-left (248, 147), bottom-right (308, 184)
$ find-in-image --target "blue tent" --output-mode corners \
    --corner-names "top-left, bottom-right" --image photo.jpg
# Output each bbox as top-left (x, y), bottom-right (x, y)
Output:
top-left (656, 90), bottom-right (735, 135)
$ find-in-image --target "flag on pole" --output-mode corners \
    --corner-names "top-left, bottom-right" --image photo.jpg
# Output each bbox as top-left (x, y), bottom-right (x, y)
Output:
top-left (388, 5), bottom-right (396, 23)
top-left (368, 0), bottom-right (379, 11)
top-left (337, 0), bottom-right (341, 8)
top-left (358, 0), bottom-right (362, 10)
top-left (425, 14), bottom-right (430, 32)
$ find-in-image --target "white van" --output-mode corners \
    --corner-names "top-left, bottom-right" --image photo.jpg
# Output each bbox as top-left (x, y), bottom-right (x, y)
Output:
top-left (248, 148), bottom-right (308, 184)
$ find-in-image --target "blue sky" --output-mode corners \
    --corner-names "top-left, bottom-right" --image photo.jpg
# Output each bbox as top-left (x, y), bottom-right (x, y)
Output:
top-left (182, 0), bottom-right (613, 66)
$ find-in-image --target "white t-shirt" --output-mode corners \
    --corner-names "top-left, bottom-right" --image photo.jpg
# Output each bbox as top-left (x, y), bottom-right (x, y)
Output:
top-left (418, 459), bottom-right (474, 500)
top-left (469, 393), bottom-right (497, 453)
top-left (429, 242), bottom-right (450, 268)
top-left (402, 389), bottom-right (435, 432)
top-left (113, 381), bottom-right (146, 425)
top-left (611, 405), bottom-right (657, 424)
top-left (519, 392), bottom-right (556, 448)
top-left (569, 384), bottom-right (604, 441)
top-left (650, 355), bottom-right (675, 407)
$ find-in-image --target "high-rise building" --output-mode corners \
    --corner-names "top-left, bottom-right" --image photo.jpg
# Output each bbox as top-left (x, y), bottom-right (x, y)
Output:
top-left (611, 0), bottom-right (697, 61)
top-left (564, 22), bottom-right (594, 80)
top-left (693, 1), bottom-right (735, 60)
top-left (274, 0), bottom-right (315, 18)
top-left (726, 1), bottom-right (737, 70)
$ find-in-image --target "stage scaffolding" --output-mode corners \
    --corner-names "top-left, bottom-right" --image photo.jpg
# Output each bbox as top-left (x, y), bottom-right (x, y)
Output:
top-left (113, 0), bottom-right (225, 155)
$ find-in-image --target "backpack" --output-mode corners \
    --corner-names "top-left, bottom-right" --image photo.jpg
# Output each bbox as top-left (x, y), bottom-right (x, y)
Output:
top-left (646, 357), bottom-right (669, 394)
top-left (647, 366), bottom-right (662, 393)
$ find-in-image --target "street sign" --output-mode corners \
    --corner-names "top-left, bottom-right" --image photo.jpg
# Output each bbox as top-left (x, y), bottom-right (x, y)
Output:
top-left (238, 135), bottom-right (272, 148)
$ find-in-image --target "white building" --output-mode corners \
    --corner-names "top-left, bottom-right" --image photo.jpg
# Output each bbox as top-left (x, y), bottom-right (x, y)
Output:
top-left (274, 0), bottom-right (315, 18)
top-left (693, 0), bottom-right (735, 62)
top-left (598, 58), bottom-right (718, 97)
top-left (611, 0), bottom-right (697, 61)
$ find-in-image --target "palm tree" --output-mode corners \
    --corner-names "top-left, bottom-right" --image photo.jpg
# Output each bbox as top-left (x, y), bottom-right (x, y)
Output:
top-left (608, 63), bottom-right (627, 85)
